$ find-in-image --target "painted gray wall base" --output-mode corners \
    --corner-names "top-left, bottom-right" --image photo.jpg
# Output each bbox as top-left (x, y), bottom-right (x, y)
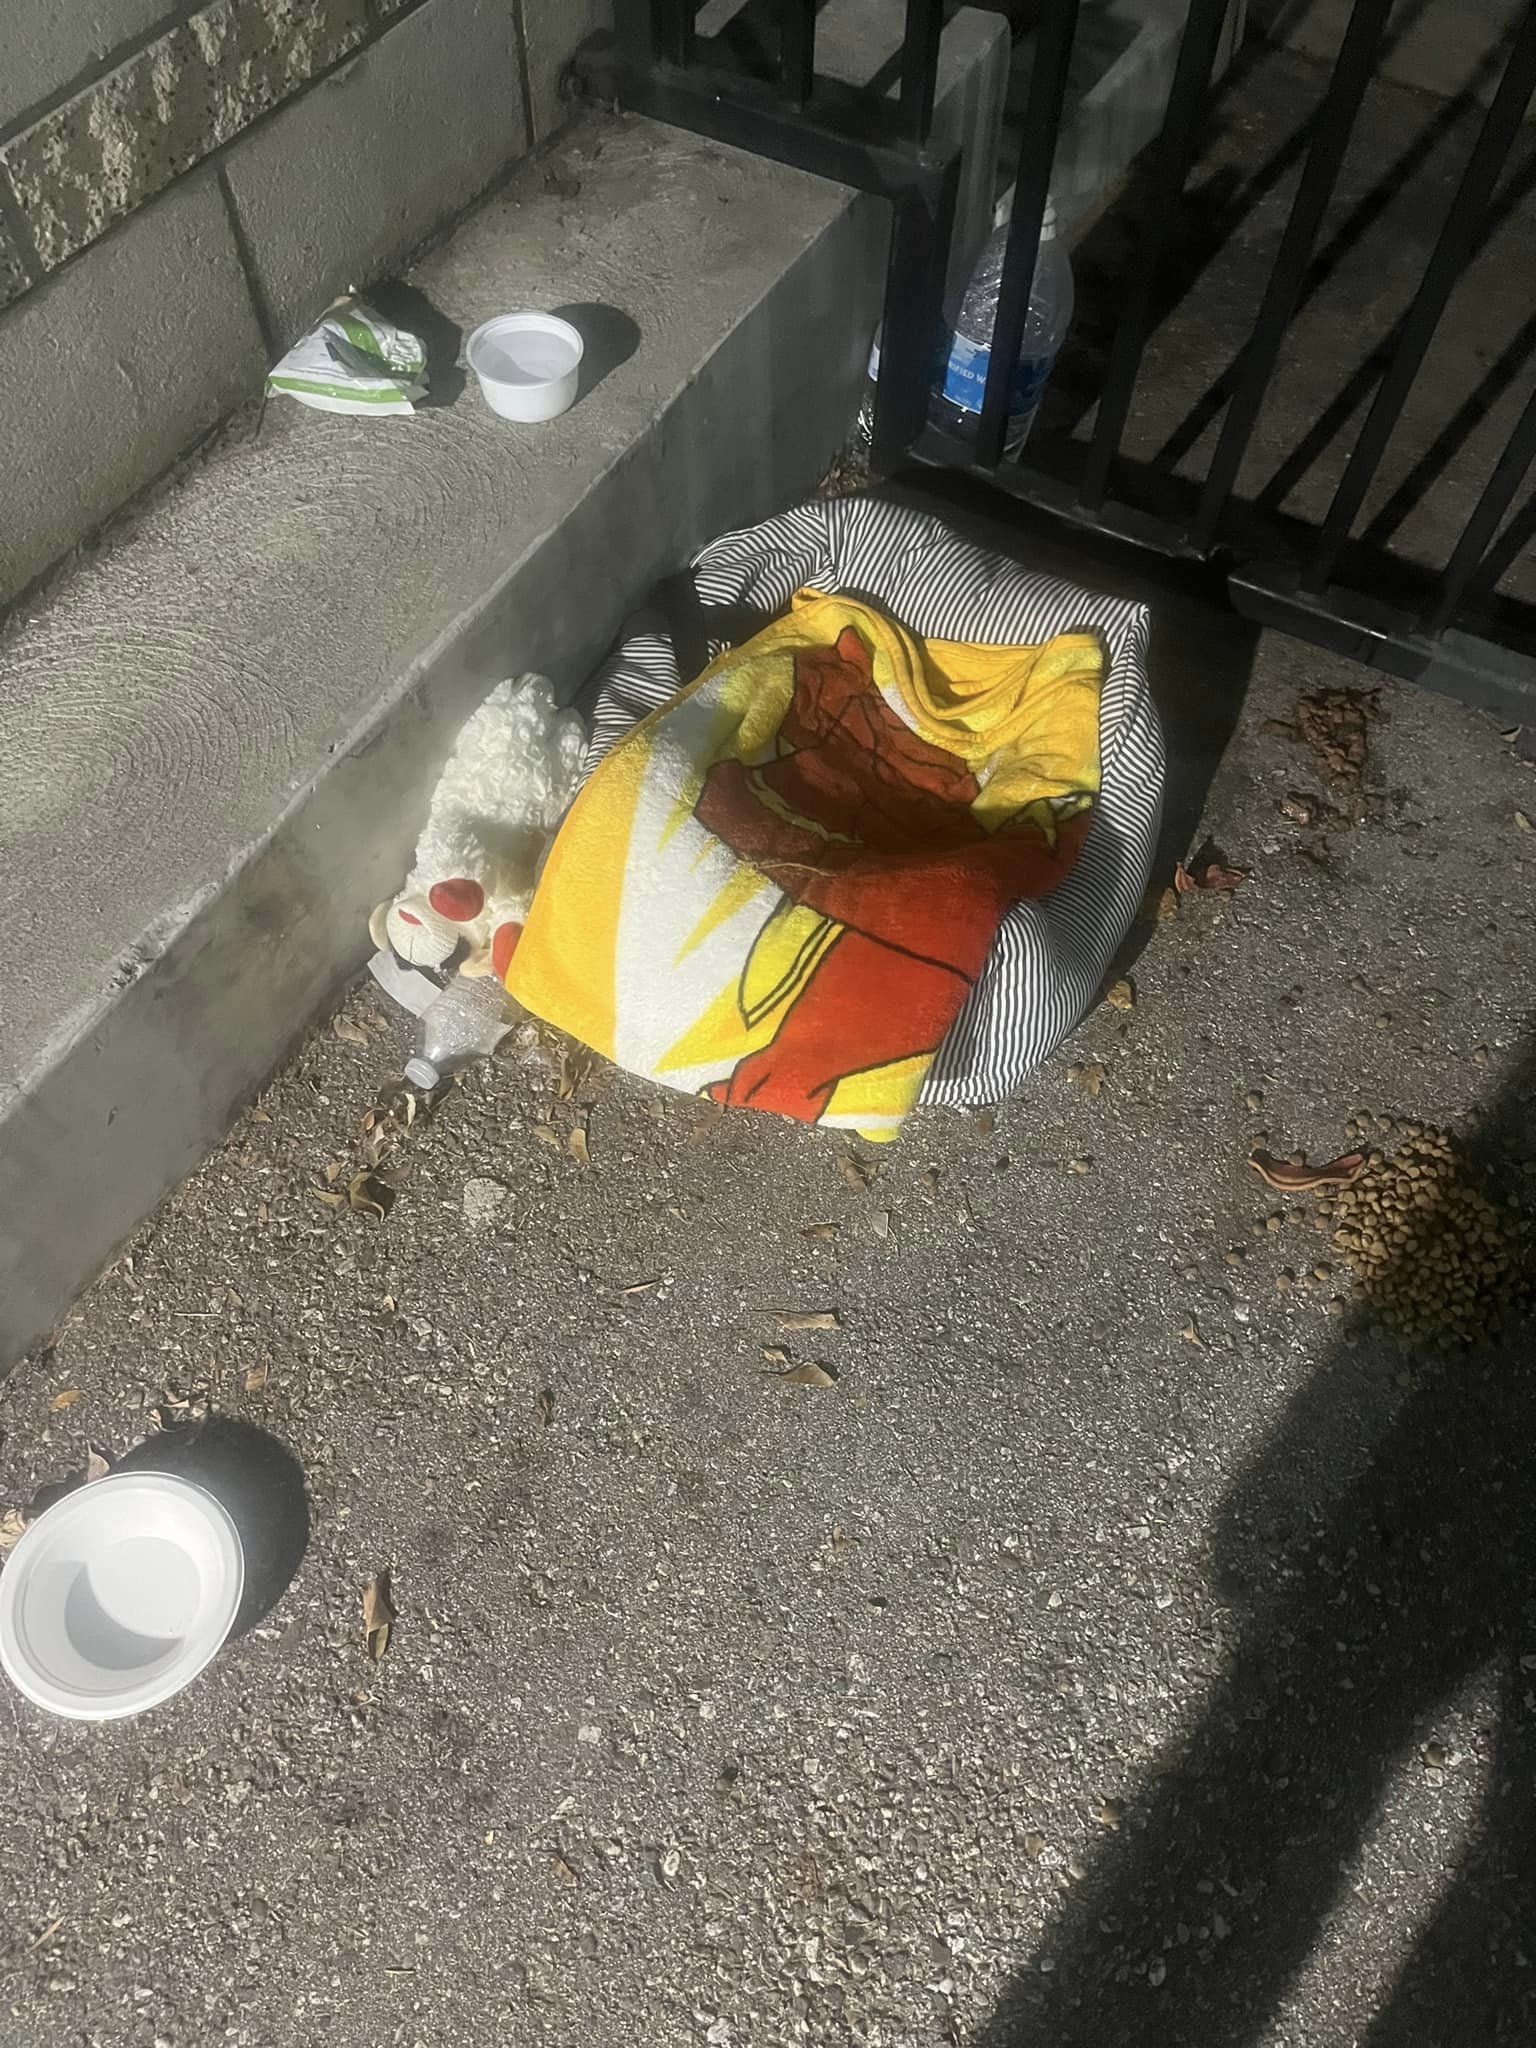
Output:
top-left (0, 116), bottom-right (885, 1368)
top-left (221, 0), bottom-right (528, 347)
top-left (0, 172), bottom-right (265, 603)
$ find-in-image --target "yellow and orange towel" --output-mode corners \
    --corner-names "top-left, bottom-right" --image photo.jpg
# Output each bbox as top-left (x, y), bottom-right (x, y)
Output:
top-left (507, 590), bottom-right (1103, 1140)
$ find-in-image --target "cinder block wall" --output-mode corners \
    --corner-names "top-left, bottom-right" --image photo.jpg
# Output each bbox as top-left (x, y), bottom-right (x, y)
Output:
top-left (0, 0), bottom-right (609, 608)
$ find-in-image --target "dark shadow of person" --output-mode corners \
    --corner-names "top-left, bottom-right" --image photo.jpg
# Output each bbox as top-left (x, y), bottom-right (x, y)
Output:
top-left (978, 1033), bottom-right (1536, 2047)
top-left (116, 1419), bottom-right (309, 1638)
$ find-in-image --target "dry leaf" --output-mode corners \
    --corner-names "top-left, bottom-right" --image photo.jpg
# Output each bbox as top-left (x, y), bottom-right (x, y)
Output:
top-left (536, 1387), bottom-right (556, 1427)
top-left (622, 1277), bottom-right (660, 1296)
top-left (972, 1108), bottom-right (997, 1137)
top-left (774, 1361), bottom-right (837, 1388)
top-left (50, 1389), bottom-right (80, 1412)
top-left (332, 1015), bottom-right (370, 1047)
top-left (1069, 1061), bottom-right (1106, 1098)
top-left (840, 1153), bottom-right (873, 1192)
top-left (324, 1159), bottom-right (343, 1184)
top-left (245, 1361), bottom-right (269, 1394)
top-left (85, 1449), bottom-right (111, 1483)
top-left (776, 1311), bottom-right (840, 1333)
top-left (0, 1507), bottom-right (29, 1553)
top-left (346, 1170), bottom-right (390, 1221)
top-left (1156, 885), bottom-right (1179, 922)
top-left (532, 1123), bottom-right (562, 1149)
top-left (1104, 978), bottom-right (1135, 1012)
top-left (551, 1853), bottom-right (579, 1887)
top-left (802, 1223), bottom-right (840, 1242)
top-left (567, 1124), bottom-right (590, 1166)
top-left (1248, 1148), bottom-right (1367, 1192)
top-left (923, 1166), bottom-right (942, 1194)
top-left (363, 1571), bottom-right (396, 1662)
top-left (1177, 842), bottom-right (1246, 893)
top-left (250, 1108), bottom-right (272, 1124)
top-left (762, 1345), bottom-right (792, 1367)
top-left (312, 1187), bottom-right (346, 1209)
top-left (1180, 1320), bottom-right (1202, 1346)
top-left (1516, 810), bottom-right (1532, 832)
top-left (871, 1209), bottom-right (891, 1240)
top-left (557, 1049), bottom-right (575, 1101)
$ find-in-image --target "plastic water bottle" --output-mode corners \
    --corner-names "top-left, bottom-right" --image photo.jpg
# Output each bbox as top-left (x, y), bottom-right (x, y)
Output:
top-left (853, 332), bottom-right (881, 455)
top-left (403, 972), bottom-right (513, 1090)
top-left (929, 198), bottom-right (1073, 458)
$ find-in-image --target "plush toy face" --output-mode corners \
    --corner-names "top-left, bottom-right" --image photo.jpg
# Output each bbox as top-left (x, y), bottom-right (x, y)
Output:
top-left (369, 878), bottom-right (523, 980)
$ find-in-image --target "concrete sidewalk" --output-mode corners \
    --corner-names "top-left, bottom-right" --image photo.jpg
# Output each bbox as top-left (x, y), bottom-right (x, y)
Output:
top-left (1, 564), bottom-right (1533, 2046)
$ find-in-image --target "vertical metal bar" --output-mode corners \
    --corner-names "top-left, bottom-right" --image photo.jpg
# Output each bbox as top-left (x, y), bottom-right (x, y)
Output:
top-left (1421, 380), bottom-right (1536, 634)
top-left (1304, 3), bottom-right (1536, 594)
top-left (1190, 0), bottom-right (1394, 552)
top-left (653, 0), bottom-right (695, 67)
top-left (898, 0), bottom-right (944, 144)
top-left (613, 0), bottom-right (659, 65)
top-left (779, 0), bottom-right (816, 105)
top-left (873, 157), bottom-right (962, 471)
top-left (972, 0), bottom-right (1081, 472)
top-left (1078, 0), bottom-right (1236, 511)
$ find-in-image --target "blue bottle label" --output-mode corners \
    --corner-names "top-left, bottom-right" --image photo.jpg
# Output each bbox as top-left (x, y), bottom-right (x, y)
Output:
top-left (941, 334), bottom-right (1054, 420)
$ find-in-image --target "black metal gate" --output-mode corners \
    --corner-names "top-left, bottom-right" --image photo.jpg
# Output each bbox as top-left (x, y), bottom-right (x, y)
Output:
top-left (580, 2), bottom-right (1536, 727)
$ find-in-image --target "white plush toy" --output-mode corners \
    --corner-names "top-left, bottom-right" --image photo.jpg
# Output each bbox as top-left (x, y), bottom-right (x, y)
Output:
top-left (370, 673), bottom-right (587, 983)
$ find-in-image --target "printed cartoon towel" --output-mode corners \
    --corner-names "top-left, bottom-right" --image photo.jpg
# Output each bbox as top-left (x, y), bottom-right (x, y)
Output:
top-left (507, 590), bottom-right (1103, 1140)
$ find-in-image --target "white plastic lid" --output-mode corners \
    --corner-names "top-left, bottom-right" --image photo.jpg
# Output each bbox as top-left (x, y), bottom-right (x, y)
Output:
top-left (0, 1471), bottom-right (244, 1720)
top-left (404, 1055), bottom-right (441, 1091)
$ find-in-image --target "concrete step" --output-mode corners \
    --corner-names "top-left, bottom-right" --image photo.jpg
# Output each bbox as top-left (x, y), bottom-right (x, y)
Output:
top-left (0, 18), bottom-right (1007, 1368)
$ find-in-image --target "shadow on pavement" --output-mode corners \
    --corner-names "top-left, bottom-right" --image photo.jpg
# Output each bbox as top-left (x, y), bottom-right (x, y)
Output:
top-left (117, 1418), bottom-right (309, 1638)
top-left (978, 1033), bottom-right (1536, 2046)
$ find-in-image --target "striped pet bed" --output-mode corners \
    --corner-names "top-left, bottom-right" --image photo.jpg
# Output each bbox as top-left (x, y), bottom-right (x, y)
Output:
top-left (577, 495), bottom-right (1164, 1109)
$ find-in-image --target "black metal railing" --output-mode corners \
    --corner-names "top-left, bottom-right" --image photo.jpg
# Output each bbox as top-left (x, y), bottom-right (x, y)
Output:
top-left (580, 1), bottom-right (1536, 726)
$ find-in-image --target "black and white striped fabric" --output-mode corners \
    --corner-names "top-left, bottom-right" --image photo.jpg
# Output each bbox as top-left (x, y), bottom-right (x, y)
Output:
top-left (579, 496), bottom-right (1163, 1108)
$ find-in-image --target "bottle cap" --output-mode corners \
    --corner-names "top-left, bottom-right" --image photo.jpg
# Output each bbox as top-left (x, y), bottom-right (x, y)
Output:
top-left (404, 1056), bottom-right (440, 1091)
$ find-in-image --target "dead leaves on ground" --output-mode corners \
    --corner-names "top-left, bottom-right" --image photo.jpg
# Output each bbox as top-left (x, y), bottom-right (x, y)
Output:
top-left (1265, 685), bottom-right (1379, 795)
top-left (363, 1571), bottom-right (396, 1662)
top-left (1068, 1061), bottom-right (1106, 1099)
top-left (312, 1169), bottom-right (396, 1221)
top-left (1175, 842), bottom-right (1246, 894)
top-left (0, 1507), bottom-right (29, 1554)
top-left (765, 1358), bottom-right (838, 1389)
top-left (567, 1123), bottom-right (590, 1166)
top-left (1102, 977), bottom-right (1135, 1012)
top-left (774, 1310), bottom-right (841, 1333)
top-left (49, 1389), bottom-right (80, 1412)
top-left (839, 1143), bottom-right (878, 1193)
top-left (1248, 1148), bottom-right (1367, 1193)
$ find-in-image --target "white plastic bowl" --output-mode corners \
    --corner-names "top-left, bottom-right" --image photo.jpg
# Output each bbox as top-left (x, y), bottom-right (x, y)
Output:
top-left (0, 1471), bottom-right (244, 1720)
top-left (466, 312), bottom-right (584, 422)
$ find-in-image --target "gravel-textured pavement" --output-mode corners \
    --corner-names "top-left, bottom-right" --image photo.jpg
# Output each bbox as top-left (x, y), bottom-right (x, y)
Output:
top-left (2, 579), bottom-right (1534, 2048)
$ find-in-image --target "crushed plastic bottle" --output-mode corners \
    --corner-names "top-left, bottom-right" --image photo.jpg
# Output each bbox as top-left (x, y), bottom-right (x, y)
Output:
top-left (403, 971), bottom-right (513, 1091)
top-left (930, 197), bottom-right (1073, 457)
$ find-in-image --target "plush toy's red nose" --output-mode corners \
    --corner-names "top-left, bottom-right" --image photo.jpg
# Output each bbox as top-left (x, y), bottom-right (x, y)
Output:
top-left (491, 920), bottom-right (524, 981)
top-left (429, 878), bottom-right (486, 922)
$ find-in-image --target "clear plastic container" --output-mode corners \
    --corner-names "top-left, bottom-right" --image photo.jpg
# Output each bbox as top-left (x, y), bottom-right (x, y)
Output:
top-left (930, 198), bottom-right (1073, 457)
top-left (403, 972), bottom-right (513, 1091)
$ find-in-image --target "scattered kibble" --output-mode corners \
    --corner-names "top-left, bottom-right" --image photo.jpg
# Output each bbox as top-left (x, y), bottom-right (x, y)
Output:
top-left (1309, 1124), bottom-right (1526, 1348)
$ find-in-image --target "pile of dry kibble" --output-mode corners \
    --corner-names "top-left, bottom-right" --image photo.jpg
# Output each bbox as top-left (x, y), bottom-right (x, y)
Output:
top-left (1308, 1118), bottom-right (1527, 1349)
